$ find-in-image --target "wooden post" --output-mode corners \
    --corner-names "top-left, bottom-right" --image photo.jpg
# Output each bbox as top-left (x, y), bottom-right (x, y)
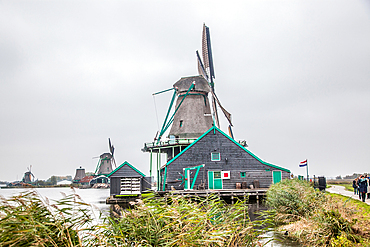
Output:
top-left (150, 149), bottom-right (153, 178)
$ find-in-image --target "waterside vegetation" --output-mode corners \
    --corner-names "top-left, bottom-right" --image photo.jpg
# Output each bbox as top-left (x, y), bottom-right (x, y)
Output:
top-left (0, 190), bottom-right (268, 246)
top-left (266, 179), bottom-right (370, 246)
top-left (2, 179), bottom-right (369, 246)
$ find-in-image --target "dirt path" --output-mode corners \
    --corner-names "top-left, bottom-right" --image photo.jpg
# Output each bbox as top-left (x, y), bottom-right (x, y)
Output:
top-left (326, 185), bottom-right (370, 205)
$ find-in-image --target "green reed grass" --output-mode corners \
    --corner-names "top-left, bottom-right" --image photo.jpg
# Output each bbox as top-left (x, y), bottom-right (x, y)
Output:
top-left (266, 179), bottom-right (370, 246)
top-left (0, 191), bottom-right (269, 247)
top-left (104, 194), bottom-right (266, 246)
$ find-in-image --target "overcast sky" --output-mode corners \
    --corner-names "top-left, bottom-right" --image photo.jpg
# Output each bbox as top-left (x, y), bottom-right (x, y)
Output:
top-left (1, 0), bottom-right (369, 181)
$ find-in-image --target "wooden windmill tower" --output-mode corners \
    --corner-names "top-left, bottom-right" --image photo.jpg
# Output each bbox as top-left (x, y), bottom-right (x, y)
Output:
top-left (73, 166), bottom-right (86, 183)
top-left (95, 138), bottom-right (116, 175)
top-left (142, 24), bottom-right (232, 189)
top-left (22, 166), bottom-right (35, 183)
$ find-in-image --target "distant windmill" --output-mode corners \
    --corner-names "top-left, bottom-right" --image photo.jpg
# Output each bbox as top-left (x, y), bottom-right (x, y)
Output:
top-left (22, 165), bottom-right (35, 183)
top-left (73, 166), bottom-right (86, 182)
top-left (95, 138), bottom-right (116, 175)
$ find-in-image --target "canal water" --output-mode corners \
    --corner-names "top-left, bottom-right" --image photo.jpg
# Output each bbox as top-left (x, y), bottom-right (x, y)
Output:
top-left (0, 187), bottom-right (299, 246)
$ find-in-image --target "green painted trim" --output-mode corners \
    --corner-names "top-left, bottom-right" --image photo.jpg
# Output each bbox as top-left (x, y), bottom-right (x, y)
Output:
top-left (211, 152), bottom-right (221, 161)
top-left (106, 161), bottom-right (146, 178)
top-left (164, 126), bottom-right (216, 168)
top-left (191, 166), bottom-right (201, 189)
top-left (158, 90), bottom-right (177, 142)
top-left (162, 165), bottom-right (167, 191)
top-left (94, 158), bottom-right (101, 174)
top-left (161, 83), bottom-right (195, 134)
top-left (152, 88), bottom-right (175, 96)
top-left (114, 194), bottom-right (139, 197)
top-left (164, 126), bottom-right (291, 173)
top-left (178, 93), bottom-right (207, 106)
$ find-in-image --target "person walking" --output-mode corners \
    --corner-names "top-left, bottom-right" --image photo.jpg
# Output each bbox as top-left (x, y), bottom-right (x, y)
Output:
top-left (366, 175), bottom-right (370, 199)
top-left (353, 178), bottom-right (358, 195)
top-left (358, 175), bottom-right (368, 202)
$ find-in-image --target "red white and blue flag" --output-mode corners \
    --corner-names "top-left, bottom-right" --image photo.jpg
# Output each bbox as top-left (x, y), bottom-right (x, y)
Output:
top-left (299, 160), bottom-right (308, 167)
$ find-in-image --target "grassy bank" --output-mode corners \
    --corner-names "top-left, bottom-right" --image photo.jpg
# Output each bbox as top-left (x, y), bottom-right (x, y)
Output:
top-left (0, 190), bottom-right (268, 246)
top-left (266, 179), bottom-right (370, 246)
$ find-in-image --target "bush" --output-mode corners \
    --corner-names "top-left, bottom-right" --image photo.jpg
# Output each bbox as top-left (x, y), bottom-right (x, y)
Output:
top-left (266, 179), bottom-right (326, 222)
top-left (266, 179), bottom-right (368, 246)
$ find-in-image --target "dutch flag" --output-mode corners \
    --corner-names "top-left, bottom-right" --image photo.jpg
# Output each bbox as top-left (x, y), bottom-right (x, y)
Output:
top-left (299, 160), bottom-right (308, 167)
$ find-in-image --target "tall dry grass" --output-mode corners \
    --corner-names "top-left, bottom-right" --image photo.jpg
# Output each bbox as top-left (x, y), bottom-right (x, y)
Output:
top-left (266, 179), bottom-right (370, 246)
top-left (0, 190), bottom-right (106, 246)
top-left (104, 194), bottom-right (267, 246)
top-left (0, 191), bottom-right (268, 247)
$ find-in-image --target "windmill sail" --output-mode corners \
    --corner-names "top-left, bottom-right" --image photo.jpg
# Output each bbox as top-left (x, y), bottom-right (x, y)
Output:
top-left (108, 138), bottom-right (117, 169)
top-left (109, 138), bottom-right (115, 156)
top-left (210, 91), bottom-right (233, 126)
top-left (201, 23), bottom-right (220, 127)
top-left (202, 24), bottom-right (210, 73)
top-left (196, 50), bottom-right (208, 80)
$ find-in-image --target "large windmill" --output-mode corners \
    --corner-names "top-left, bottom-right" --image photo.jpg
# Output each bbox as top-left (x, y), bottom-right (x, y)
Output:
top-left (142, 24), bottom-right (233, 189)
top-left (22, 165), bottom-right (35, 183)
top-left (95, 138), bottom-right (116, 175)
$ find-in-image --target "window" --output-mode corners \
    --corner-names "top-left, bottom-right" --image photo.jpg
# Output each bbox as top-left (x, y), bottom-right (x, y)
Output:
top-left (211, 152), bottom-right (220, 161)
top-left (179, 120), bottom-right (183, 127)
top-left (214, 171), bottom-right (221, 179)
top-left (240, 172), bottom-right (246, 178)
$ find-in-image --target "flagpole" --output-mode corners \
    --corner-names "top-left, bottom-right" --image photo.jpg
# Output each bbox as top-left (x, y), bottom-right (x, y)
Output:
top-left (306, 159), bottom-right (309, 181)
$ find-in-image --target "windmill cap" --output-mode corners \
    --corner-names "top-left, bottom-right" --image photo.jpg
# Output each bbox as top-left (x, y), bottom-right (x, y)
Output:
top-left (173, 75), bottom-right (210, 93)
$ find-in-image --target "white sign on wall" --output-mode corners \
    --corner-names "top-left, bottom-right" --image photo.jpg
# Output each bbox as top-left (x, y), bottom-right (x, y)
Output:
top-left (221, 171), bottom-right (230, 179)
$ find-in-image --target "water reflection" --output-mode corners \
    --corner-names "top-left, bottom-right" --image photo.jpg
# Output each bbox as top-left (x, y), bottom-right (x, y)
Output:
top-left (0, 187), bottom-right (111, 216)
top-left (248, 202), bottom-right (300, 247)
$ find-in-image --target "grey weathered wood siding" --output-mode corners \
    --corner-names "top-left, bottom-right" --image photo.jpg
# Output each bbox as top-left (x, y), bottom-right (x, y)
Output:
top-left (110, 165), bottom-right (143, 178)
top-left (161, 128), bottom-right (290, 190)
top-left (141, 177), bottom-right (152, 191)
top-left (109, 164), bottom-right (145, 195)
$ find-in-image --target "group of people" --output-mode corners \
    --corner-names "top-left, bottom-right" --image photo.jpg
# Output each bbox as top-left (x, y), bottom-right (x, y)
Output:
top-left (352, 175), bottom-right (370, 202)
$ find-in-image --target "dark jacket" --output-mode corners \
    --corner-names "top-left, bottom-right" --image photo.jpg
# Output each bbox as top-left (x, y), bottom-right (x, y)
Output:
top-left (353, 179), bottom-right (357, 188)
top-left (358, 178), bottom-right (368, 193)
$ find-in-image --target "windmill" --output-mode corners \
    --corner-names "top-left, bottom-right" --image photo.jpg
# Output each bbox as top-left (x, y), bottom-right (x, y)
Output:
top-left (143, 24), bottom-right (234, 187)
top-left (95, 138), bottom-right (116, 175)
top-left (73, 166), bottom-right (86, 183)
top-left (22, 165), bottom-right (35, 183)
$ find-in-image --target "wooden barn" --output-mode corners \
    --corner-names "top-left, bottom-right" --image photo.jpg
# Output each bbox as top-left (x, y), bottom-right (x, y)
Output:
top-left (159, 126), bottom-right (290, 191)
top-left (107, 161), bottom-right (151, 196)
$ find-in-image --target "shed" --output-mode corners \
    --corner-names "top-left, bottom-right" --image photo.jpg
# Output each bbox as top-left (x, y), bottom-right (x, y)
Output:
top-left (160, 126), bottom-right (291, 191)
top-left (107, 161), bottom-right (151, 196)
top-left (79, 176), bottom-right (94, 186)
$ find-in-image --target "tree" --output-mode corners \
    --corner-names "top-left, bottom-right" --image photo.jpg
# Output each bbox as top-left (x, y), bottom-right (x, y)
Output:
top-left (48, 176), bottom-right (57, 185)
